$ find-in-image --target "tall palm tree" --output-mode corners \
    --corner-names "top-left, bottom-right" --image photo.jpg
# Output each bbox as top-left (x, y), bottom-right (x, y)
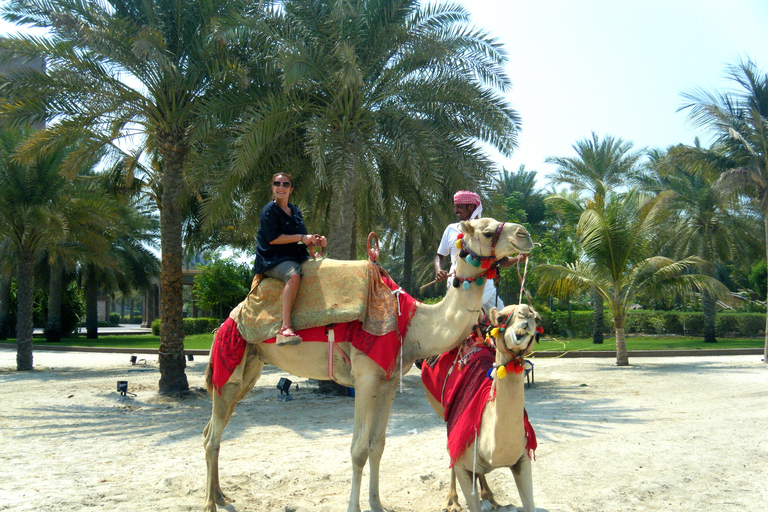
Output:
top-left (537, 189), bottom-right (729, 366)
top-left (545, 133), bottom-right (643, 343)
top-left (44, 176), bottom-right (126, 342)
top-left (0, 0), bottom-right (261, 391)
top-left (679, 58), bottom-right (768, 362)
top-left (495, 165), bottom-right (547, 234)
top-left (211, 0), bottom-right (520, 259)
top-left (637, 146), bottom-right (758, 343)
top-left (546, 132), bottom-right (644, 194)
top-left (0, 128), bottom-right (116, 369)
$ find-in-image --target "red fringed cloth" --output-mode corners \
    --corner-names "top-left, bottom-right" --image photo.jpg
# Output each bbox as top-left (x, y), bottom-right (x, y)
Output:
top-left (210, 316), bottom-right (249, 392)
top-left (209, 275), bottom-right (418, 393)
top-left (421, 344), bottom-right (537, 466)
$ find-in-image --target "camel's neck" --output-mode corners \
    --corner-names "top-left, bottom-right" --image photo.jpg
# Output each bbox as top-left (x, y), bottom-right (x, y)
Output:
top-left (484, 352), bottom-right (527, 458)
top-left (404, 259), bottom-right (487, 360)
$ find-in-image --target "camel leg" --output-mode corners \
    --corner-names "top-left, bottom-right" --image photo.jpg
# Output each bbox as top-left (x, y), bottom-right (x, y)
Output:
top-left (347, 355), bottom-right (399, 512)
top-left (454, 465), bottom-right (482, 512)
top-left (441, 467), bottom-right (462, 512)
top-left (477, 474), bottom-right (501, 510)
top-left (511, 456), bottom-right (535, 512)
top-left (203, 352), bottom-right (264, 512)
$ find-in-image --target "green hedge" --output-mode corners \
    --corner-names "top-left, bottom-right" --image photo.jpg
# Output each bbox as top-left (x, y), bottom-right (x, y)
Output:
top-left (539, 310), bottom-right (765, 337)
top-left (151, 317), bottom-right (222, 336)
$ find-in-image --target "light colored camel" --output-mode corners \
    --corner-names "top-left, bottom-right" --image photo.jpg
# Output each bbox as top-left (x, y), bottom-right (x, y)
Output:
top-left (423, 303), bottom-right (539, 512)
top-left (201, 218), bottom-right (534, 512)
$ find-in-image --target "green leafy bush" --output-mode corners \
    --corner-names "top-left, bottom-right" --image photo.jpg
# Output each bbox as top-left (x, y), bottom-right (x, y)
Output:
top-left (539, 310), bottom-right (765, 337)
top-left (151, 317), bottom-right (221, 336)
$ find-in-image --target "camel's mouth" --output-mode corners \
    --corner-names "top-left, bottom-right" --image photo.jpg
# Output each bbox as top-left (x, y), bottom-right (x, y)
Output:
top-left (508, 225), bottom-right (534, 254)
top-left (489, 305), bottom-right (540, 356)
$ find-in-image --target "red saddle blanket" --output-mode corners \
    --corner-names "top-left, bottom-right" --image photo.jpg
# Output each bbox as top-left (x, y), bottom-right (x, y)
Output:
top-left (210, 275), bottom-right (418, 392)
top-left (421, 343), bottom-right (536, 466)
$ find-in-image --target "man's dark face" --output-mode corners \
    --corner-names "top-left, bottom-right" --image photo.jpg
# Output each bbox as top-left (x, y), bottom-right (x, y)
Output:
top-left (454, 203), bottom-right (475, 221)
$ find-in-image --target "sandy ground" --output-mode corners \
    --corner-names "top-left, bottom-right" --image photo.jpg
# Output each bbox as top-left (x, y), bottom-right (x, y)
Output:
top-left (0, 348), bottom-right (766, 512)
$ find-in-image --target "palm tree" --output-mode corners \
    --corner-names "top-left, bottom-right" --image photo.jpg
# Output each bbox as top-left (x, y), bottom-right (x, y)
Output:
top-left (537, 189), bottom-right (729, 366)
top-left (637, 146), bottom-right (758, 343)
top-left (211, 0), bottom-right (521, 259)
top-left (0, 128), bottom-right (116, 369)
top-left (545, 133), bottom-right (643, 344)
top-left (495, 165), bottom-right (547, 234)
top-left (679, 58), bottom-right (768, 363)
top-left (546, 132), bottom-right (643, 194)
top-left (0, 0), bottom-right (261, 391)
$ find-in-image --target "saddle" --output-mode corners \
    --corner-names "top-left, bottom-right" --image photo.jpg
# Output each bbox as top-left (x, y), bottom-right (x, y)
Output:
top-left (233, 258), bottom-right (398, 343)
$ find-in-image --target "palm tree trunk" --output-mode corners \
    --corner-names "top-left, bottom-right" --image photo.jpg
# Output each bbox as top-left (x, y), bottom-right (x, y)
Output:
top-left (702, 290), bottom-right (717, 343)
top-left (85, 263), bottom-right (98, 339)
top-left (592, 289), bottom-right (604, 344)
top-left (157, 137), bottom-right (189, 394)
top-left (327, 170), bottom-right (357, 260)
top-left (402, 223), bottom-right (414, 295)
top-left (16, 250), bottom-right (35, 371)
top-left (0, 271), bottom-right (11, 340)
top-left (614, 316), bottom-right (629, 366)
top-left (46, 258), bottom-right (64, 343)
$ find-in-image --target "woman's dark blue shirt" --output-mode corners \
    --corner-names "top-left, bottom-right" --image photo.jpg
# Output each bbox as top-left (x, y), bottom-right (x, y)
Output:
top-left (252, 201), bottom-right (309, 275)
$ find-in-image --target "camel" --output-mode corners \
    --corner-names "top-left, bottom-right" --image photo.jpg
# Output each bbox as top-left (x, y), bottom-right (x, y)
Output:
top-left (421, 303), bottom-right (540, 512)
top-left (202, 218), bottom-right (534, 512)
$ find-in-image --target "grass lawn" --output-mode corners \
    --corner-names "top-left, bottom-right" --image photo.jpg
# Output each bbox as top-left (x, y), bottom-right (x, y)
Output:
top-left (2, 333), bottom-right (763, 353)
top-left (4, 333), bottom-right (217, 351)
top-left (534, 335), bottom-right (765, 353)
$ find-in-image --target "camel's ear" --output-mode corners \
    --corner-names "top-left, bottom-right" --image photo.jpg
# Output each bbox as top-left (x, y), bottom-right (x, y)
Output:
top-left (488, 307), bottom-right (500, 326)
top-left (459, 220), bottom-right (473, 236)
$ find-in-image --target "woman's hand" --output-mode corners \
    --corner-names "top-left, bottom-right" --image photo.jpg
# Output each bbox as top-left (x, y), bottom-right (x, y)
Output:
top-left (302, 234), bottom-right (327, 247)
top-left (311, 234), bottom-right (327, 248)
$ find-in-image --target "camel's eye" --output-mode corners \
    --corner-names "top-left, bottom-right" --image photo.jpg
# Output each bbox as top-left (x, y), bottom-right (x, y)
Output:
top-left (481, 228), bottom-right (494, 238)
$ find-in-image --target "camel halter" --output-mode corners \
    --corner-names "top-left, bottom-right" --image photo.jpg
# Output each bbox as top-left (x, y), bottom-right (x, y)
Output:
top-left (451, 222), bottom-right (506, 290)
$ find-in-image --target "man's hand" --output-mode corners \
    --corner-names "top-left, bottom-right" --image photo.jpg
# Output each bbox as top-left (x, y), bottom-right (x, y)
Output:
top-left (498, 253), bottom-right (529, 268)
top-left (434, 253), bottom-right (449, 281)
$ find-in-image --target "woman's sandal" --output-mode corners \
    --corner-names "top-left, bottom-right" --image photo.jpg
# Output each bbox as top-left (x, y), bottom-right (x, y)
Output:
top-left (276, 326), bottom-right (302, 346)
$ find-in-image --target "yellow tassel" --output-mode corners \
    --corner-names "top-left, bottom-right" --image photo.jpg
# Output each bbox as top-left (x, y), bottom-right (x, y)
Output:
top-left (490, 327), bottom-right (500, 338)
top-left (497, 365), bottom-right (507, 379)
top-left (455, 239), bottom-right (462, 249)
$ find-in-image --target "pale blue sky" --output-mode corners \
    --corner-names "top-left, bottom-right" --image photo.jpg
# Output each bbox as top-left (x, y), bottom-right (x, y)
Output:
top-left (458, 0), bottom-right (768, 184)
top-left (2, 1), bottom-right (767, 186)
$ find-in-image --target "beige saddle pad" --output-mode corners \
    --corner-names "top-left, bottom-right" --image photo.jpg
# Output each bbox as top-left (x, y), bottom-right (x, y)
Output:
top-left (232, 258), bottom-right (396, 343)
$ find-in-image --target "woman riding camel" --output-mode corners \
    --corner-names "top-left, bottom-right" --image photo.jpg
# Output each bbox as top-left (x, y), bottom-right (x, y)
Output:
top-left (252, 173), bottom-right (326, 346)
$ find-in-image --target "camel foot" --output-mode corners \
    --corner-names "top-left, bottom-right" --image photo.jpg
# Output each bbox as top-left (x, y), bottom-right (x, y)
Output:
top-left (214, 488), bottom-right (231, 506)
top-left (443, 495), bottom-right (462, 512)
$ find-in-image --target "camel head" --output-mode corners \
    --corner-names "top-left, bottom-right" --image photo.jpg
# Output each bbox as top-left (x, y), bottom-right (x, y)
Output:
top-left (487, 304), bottom-right (540, 358)
top-left (458, 218), bottom-right (534, 260)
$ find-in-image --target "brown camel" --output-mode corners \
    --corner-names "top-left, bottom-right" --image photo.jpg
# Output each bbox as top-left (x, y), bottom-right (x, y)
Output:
top-left (202, 218), bottom-right (534, 512)
top-left (422, 304), bottom-right (540, 512)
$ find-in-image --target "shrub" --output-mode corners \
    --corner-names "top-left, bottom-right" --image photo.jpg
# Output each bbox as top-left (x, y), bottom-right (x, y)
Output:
top-left (736, 314), bottom-right (765, 336)
top-left (109, 312), bottom-right (121, 325)
top-left (151, 317), bottom-right (221, 336)
top-left (539, 310), bottom-right (765, 337)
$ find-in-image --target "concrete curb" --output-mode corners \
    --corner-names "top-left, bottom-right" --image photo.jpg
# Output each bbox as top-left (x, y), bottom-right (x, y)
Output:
top-left (1, 343), bottom-right (763, 359)
top-left (0, 343), bottom-right (209, 356)
top-left (531, 348), bottom-right (764, 358)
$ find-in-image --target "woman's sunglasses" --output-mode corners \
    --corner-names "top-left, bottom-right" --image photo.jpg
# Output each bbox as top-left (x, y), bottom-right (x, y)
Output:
top-left (272, 181), bottom-right (292, 188)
